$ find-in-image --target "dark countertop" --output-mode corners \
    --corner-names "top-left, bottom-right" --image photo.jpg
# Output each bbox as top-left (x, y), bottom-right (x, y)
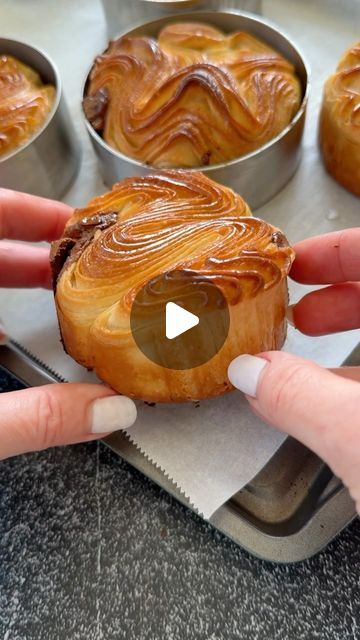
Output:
top-left (0, 440), bottom-right (359, 640)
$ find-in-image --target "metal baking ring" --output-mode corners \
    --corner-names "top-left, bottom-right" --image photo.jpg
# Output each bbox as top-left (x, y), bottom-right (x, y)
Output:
top-left (0, 38), bottom-right (81, 199)
top-left (82, 11), bottom-right (309, 209)
top-left (101, 0), bottom-right (263, 37)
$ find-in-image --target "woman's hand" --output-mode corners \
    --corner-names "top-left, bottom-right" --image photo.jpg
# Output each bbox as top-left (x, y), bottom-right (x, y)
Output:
top-left (0, 189), bottom-right (136, 459)
top-left (228, 228), bottom-right (360, 512)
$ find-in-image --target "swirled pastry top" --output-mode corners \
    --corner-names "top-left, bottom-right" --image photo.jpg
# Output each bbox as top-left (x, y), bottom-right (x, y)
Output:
top-left (0, 55), bottom-right (55, 158)
top-left (51, 172), bottom-right (294, 330)
top-left (323, 42), bottom-right (360, 144)
top-left (83, 23), bottom-right (302, 168)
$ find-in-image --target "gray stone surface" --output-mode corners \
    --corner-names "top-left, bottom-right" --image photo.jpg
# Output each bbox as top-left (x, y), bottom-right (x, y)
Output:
top-left (0, 440), bottom-right (359, 640)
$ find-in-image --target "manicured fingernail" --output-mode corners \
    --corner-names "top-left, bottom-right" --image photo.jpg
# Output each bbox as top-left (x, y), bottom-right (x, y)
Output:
top-left (286, 304), bottom-right (295, 327)
top-left (228, 354), bottom-right (267, 397)
top-left (90, 396), bottom-right (137, 434)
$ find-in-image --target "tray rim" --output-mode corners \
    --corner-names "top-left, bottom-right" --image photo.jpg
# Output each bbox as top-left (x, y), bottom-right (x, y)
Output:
top-left (0, 338), bottom-right (357, 563)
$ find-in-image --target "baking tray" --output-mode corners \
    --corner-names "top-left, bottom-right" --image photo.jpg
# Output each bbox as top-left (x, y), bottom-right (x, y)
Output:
top-left (1, 0), bottom-right (359, 564)
top-left (0, 339), bottom-right (357, 563)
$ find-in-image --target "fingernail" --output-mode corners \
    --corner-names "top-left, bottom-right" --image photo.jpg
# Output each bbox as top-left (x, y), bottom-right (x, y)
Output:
top-left (228, 354), bottom-right (268, 397)
top-left (90, 396), bottom-right (137, 434)
top-left (286, 304), bottom-right (295, 327)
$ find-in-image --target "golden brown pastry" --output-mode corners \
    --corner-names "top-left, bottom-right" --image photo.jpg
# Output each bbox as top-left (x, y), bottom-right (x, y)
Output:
top-left (0, 54), bottom-right (55, 158)
top-left (51, 172), bottom-right (294, 403)
top-left (83, 23), bottom-right (302, 168)
top-left (319, 42), bottom-right (360, 197)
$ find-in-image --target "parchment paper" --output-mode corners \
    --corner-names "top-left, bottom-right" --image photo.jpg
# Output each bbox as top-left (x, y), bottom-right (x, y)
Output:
top-left (0, 0), bottom-right (359, 518)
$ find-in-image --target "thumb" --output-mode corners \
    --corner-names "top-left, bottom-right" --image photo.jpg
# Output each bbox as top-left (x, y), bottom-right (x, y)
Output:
top-left (228, 352), bottom-right (360, 509)
top-left (0, 383), bottom-right (137, 459)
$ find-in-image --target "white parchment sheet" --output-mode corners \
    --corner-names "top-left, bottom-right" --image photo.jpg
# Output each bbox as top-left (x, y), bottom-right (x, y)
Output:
top-left (0, 0), bottom-right (359, 518)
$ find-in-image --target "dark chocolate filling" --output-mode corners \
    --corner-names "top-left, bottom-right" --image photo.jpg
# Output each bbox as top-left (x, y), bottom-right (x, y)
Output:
top-left (271, 231), bottom-right (288, 248)
top-left (82, 87), bottom-right (109, 132)
top-left (50, 211), bottom-right (118, 291)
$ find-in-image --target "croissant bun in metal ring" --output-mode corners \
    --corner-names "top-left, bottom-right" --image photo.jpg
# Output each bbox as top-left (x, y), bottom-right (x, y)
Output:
top-left (83, 22), bottom-right (302, 168)
top-left (0, 54), bottom-right (55, 158)
top-left (51, 171), bottom-right (294, 402)
top-left (319, 41), bottom-right (360, 197)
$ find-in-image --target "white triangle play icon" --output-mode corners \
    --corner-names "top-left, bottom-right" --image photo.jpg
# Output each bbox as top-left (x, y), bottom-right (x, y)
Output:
top-left (165, 302), bottom-right (199, 340)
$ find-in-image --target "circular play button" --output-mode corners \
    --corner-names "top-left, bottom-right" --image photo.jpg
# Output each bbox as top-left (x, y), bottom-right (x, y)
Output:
top-left (130, 270), bottom-right (230, 370)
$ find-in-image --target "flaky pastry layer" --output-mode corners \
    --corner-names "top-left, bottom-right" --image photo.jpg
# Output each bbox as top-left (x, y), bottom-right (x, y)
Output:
top-left (319, 42), bottom-right (360, 196)
top-left (83, 23), bottom-right (301, 168)
top-left (51, 171), bottom-right (294, 402)
top-left (0, 55), bottom-right (55, 158)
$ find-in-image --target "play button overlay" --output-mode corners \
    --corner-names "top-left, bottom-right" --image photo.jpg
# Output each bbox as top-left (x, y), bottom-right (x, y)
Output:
top-left (166, 302), bottom-right (199, 340)
top-left (130, 269), bottom-right (230, 370)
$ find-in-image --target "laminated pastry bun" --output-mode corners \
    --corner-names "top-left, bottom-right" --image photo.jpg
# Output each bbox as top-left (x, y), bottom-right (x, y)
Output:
top-left (51, 172), bottom-right (294, 403)
top-left (0, 55), bottom-right (55, 158)
top-left (83, 23), bottom-right (302, 168)
top-left (319, 42), bottom-right (360, 197)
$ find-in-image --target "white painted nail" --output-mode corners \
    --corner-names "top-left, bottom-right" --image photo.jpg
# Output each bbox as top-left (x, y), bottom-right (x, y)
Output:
top-left (228, 354), bottom-right (268, 397)
top-left (90, 396), bottom-right (137, 434)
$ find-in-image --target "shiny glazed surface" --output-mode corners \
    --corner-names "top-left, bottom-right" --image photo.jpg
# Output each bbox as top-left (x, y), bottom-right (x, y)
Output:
top-left (323, 42), bottom-right (360, 143)
top-left (0, 54), bottom-right (55, 158)
top-left (51, 171), bottom-right (294, 401)
top-left (319, 41), bottom-right (360, 197)
top-left (54, 171), bottom-right (293, 307)
top-left (83, 22), bottom-right (301, 168)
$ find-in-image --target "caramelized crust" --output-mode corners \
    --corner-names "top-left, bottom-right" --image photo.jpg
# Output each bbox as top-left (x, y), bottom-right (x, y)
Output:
top-left (319, 42), bottom-right (360, 196)
top-left (0, 55), bottom-right (56, 158)
top-left (52, 171), bottom-right (294, 402)
top-left (83, 23), bottom-right (301, 168)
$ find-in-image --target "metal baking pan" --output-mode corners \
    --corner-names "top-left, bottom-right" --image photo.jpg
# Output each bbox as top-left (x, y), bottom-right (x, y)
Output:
top-left (0, 38), bottom-right (81, 199)
top-left (82, 11), bottom-right (309, 210)
top-left (0, 338), bottom-right (357, 563)
top-left (101, 0), bottom-right (262, 37)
